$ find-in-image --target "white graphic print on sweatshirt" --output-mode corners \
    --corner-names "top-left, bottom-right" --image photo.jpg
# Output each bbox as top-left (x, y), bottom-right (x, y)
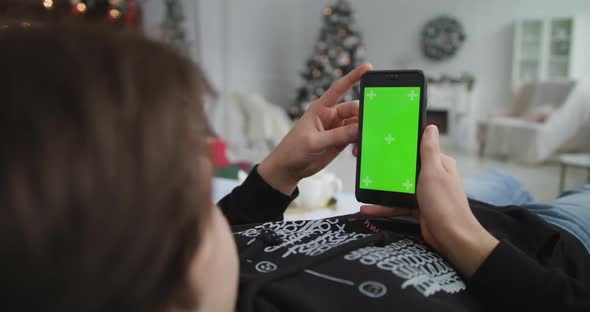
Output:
top-left (235, 219), bottom-right (369, 258)
top-left (235, 219), bottom-right (465, 297)
top-left (345, 238), bottom-right (466, 297)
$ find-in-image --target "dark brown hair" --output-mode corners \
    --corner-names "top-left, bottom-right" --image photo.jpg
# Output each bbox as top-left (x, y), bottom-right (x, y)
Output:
top-left (0, 22), bottom-right (209, 311)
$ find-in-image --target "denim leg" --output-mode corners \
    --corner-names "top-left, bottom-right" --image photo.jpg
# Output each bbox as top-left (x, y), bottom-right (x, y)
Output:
top-left (463, 171), bottom-right (589, 254)
top-left (523, 184), bottom-right (590, 254)
top-left (463, 170), bottom-right (535, 206)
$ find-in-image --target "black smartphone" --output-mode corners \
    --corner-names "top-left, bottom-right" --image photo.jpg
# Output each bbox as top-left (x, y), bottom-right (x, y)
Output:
top-left (355, 70), bottom-right (427, 208)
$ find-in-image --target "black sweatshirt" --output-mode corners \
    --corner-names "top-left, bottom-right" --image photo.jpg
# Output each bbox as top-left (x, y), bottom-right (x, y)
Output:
top-left (219, 167), bottom-right (590, 311)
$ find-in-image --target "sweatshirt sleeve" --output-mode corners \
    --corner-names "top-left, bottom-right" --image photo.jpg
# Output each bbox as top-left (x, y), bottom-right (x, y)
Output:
top-left (468, 240), bottom-right (590, 310)
top-left (217, 165), bottom-right (299, 225)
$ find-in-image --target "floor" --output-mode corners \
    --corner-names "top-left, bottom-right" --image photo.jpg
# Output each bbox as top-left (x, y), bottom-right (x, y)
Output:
top-left (325, 137), bottom-right (589, 204)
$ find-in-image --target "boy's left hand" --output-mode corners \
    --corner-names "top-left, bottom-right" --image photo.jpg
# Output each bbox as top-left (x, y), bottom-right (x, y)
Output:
top-left (258, 63), bottom-right (372, 195)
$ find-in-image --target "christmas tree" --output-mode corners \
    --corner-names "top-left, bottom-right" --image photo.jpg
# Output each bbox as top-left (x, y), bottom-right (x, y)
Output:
top-left (160, 0), bottom-right (190, 57)
top-left (289, 0), bottom-right (365, 119)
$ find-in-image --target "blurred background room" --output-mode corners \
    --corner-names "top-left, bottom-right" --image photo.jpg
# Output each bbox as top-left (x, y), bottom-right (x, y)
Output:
top-left (4, 0), bottom-right (590, 219)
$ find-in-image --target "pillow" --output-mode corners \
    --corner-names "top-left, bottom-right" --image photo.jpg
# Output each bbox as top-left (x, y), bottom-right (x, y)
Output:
top-left (524, 104), bottom-right (557, 123)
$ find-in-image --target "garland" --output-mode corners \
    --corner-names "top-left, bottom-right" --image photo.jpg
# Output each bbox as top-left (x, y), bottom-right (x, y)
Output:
top-left (41, 0), bottom-right (139, 24)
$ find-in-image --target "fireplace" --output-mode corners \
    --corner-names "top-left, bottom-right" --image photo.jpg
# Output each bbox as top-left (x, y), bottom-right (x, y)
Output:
top-left (426, 109), bottom-right (448, 134)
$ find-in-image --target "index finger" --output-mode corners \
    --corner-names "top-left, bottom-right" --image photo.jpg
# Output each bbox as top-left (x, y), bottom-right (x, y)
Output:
top-left (320, 63), bottom-right (373, 106)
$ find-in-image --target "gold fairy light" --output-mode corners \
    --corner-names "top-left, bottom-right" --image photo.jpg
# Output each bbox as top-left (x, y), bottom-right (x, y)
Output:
top-left (42, 0), bottom-right (54, 9)
top-left (76, 3), bottom-right (87, 13)
top-left (109, 9), bottom-right (122, 19)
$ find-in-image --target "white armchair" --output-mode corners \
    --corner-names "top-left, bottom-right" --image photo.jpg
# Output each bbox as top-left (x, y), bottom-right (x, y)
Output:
top-left (479, 80), bottom-right (590, 164)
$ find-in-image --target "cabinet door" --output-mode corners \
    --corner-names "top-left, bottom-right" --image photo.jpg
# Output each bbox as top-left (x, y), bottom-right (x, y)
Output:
top-left (517, 20), bottom-right (544, 81)
top-left (547, 18), bottom-right (573, 79)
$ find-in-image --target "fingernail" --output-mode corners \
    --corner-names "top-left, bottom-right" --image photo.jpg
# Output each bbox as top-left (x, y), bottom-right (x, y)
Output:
top-left (350, 125), bottom-right (358, 136)
top-left (427, 125), bottom-right (438, 137)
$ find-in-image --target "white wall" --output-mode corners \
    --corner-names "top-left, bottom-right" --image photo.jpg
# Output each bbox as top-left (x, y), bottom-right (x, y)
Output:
top-left (143, 0), bottom-right (201, 64)
top-left (222, 0), bottom-right (306, 106)
top-left (143, 0), bottom-right (307, 106)
top-left (144, 0), bottom-right (590, 115)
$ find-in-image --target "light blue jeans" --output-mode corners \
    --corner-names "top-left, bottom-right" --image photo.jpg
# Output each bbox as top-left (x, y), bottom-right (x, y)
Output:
top-left (463, 170), bottom-right (590, 254)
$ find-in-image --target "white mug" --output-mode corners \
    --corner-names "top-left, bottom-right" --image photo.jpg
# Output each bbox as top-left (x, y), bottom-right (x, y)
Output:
top-left (296, 171), bottom-right (343, 210)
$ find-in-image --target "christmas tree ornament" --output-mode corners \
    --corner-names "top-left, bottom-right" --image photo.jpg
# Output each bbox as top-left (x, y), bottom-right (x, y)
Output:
top-left (343, 35), bottom-right (359, 47)
top-left (356, 45), bottom-right (365, 54)
top-left (312, 68), bottom-right (321, 78)
top-left (338, 28), bottom-right (348, 37)
top-left (337, 52), bottom-right (350, 66)
top-left (290, 106), bottom-right (302, 117)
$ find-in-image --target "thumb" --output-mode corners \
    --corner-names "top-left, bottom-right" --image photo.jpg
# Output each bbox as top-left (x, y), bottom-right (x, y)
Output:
top-left (312, 124), bottom-right (358, 151)
top-left (420, 125), bottom-right (442, 171)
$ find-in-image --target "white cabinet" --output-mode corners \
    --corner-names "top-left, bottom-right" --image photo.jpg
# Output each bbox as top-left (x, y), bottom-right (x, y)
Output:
top-left (512, 17), bottom-right (590, 84)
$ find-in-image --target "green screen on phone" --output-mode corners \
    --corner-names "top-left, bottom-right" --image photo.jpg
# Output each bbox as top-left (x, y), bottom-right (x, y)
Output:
top-left (359, 87), bottom-right (421, 194)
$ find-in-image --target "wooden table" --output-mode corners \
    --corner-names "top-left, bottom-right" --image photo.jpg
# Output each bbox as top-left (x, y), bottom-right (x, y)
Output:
top-left (559, 153), bottom-right (590, 192)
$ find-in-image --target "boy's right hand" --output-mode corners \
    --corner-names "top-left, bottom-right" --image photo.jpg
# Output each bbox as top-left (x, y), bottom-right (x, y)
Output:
top-left (360, 125), bottom-right (499, 278)
top-left (258, 64), bottom-right (372, 196)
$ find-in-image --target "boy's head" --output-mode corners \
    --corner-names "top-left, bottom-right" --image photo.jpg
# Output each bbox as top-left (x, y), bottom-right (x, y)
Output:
top-left (0, 23), bottom-right (238, 311)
